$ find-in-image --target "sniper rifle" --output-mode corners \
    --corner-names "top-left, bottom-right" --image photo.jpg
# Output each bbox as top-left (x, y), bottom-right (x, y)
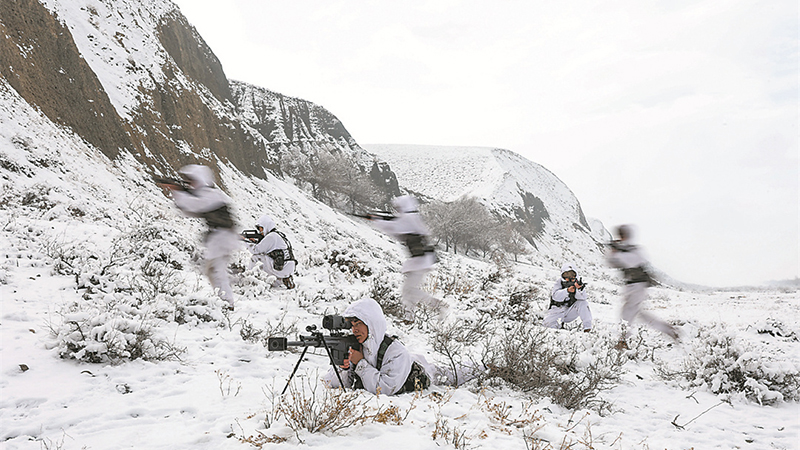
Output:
top-left (268, 315), bottom-right (360, 394)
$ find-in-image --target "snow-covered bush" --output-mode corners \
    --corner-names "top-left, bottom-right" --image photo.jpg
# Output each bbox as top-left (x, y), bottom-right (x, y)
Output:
top-left (271, 380), bottom-right (382, 442)
top-left (239, 313), bottom-right (298, 346)
top-left (429, 314), bottom-right (492, 385)
top-left (481, 323), bottom-right (625, 411)
top-left (426, 263), bottom-right (477, 301)
top-left (45, 209), bottom-right (222, 362)
top-left (48, 295), bottom-right (185, 363)
top-left (370, 274), bottom-right (404, 319)
top-left (657, 323), bottom-right (800, 405)
top-left (326, 249), bottom-right (373, 278)
top-left (753, 318), bottom-right (797, 340)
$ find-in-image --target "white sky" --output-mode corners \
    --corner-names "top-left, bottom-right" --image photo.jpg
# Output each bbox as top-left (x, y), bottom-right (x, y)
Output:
top-left (172, 0), bottom-right (798, 287)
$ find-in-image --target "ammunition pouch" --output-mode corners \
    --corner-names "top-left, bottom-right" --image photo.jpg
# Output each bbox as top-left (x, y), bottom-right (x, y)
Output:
top-left (265, 229), bottom-right (296, 271)
top-left (268, 249), bottom-right (287, 271)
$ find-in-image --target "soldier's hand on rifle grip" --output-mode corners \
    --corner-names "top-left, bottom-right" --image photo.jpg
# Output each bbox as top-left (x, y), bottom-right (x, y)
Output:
top-left (348, 347), bottom-right (364, 365)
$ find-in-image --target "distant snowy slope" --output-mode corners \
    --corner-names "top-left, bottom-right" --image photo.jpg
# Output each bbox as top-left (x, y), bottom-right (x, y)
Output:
top-left (366, 144), bottom-right (610, 274)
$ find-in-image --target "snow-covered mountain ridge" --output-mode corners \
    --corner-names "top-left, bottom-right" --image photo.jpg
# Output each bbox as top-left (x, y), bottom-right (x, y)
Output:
top-left (367, 144), bottom-right (611, 275)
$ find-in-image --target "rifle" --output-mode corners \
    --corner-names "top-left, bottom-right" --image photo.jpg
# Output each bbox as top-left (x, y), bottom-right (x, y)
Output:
top-left (153, 176), bottom-right (189, 191)
top-left (605, 240), bottom-right (627, 251)
top-left (268, 315), bottom-right (359, 394)
top-left (348, 211), bottom-right (395, 221)
top-left (241, 229), bottom-right (264, 244)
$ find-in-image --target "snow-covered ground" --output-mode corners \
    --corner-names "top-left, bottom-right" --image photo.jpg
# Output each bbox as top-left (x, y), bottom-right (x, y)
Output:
top-left (2, 73), bottom-right (799, 449)
top-left (2, 219), bottom-right (799, 450)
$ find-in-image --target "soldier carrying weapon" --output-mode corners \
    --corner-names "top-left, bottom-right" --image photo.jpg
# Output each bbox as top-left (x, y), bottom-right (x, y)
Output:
top-left (155, 165), bottom-right (239, 310)
top-left (543, 262), bottom-right (592, 332)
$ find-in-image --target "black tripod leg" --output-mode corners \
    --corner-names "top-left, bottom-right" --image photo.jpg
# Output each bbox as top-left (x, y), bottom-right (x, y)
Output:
top-left (281, 346), bottom-right (310, 395)
top-left (321, 338), bottom-right (347, 392)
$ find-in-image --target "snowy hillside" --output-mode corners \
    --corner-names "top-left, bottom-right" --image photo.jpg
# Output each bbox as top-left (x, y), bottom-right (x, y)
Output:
top-left (1, 0), bottom-right (388, 189)
top-left (2, 1), bottom-right (799, 449)
top-left (4, 72), bottom-right (800, 448)
top-left (366, 144), bottom-right (611, 275)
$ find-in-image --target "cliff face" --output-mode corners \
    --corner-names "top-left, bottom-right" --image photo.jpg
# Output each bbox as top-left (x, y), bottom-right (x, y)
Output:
top-left (0, 0), bottom-right (384, 184)
top-left (0, 0), bottom-right (132, 159)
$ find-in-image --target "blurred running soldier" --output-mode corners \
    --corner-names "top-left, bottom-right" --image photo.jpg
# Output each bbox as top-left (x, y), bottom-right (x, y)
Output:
top-left (159, 165), bottom-right (238, 310)
top-left (366, 195), bottom-right (448, 323)
top-left (606, 224), bottom-right (679, 349)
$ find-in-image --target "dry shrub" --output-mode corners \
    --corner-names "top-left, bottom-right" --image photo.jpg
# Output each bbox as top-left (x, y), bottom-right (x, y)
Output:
top-left (481, 323), bottom-right (624, 411)
top-left (370, 275), bottom-right (404, 319)
top-left (430, 314), bottom-right (492, 385)
top-left (239, 313), bottom-right (298, 346)
top-left (432, 412), bottom-right (471, 450)
top-left (276, 379), bottom-right (377, 441)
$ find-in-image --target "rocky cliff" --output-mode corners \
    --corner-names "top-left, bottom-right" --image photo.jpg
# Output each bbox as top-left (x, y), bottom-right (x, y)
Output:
top-left (0, 0), bottom-right (384, 186)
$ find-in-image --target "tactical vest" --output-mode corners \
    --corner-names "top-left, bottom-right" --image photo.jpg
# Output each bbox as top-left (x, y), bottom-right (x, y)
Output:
top-left (201, 204), bottom-right (234, 230)
top-left (353, 335), bottom-right (430, 394)
top-left (623, 266), bottom-right (652, 285)
top-left (265, 229), bottom-right (296, 271)
top-left (402, 233), bottom-right (434, 258)
top-left (611, 245), bottom-right (653, 286)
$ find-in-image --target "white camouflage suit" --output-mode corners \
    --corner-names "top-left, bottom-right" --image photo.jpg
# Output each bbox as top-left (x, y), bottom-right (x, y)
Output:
top-left (543, 262), bottom-right (593, 331)
top-left (247, 215), bottom-right (296, 281)
top-left (322, 298), bottom-right (432, 395)
top-left (370, 195), bottom-right (443, 320)
top-left (605, 230), bottom-right (677, 340)
top-left (170, 165), bottom-right (239, 308)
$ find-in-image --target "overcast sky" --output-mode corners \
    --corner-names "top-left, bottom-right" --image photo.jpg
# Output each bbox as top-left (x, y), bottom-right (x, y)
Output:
top-left (172, 0), bottom-right (798, 287)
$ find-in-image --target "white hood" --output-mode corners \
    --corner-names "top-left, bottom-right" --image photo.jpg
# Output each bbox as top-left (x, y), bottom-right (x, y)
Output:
top-left (178, 164), bottom-right (215, 189)
top-left (560, 262), bottom-right (577, 275)
top-left (256, 214), bottom-right (276, 232)
top-left (343, 298), bottom-right (387, 356)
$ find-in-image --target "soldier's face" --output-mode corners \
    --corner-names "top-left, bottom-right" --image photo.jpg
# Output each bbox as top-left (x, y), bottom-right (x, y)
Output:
top-left (350, 319), bottom-right (369, 343)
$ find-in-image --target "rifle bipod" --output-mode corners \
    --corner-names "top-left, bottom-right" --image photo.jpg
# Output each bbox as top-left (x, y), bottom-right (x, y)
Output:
top-left (280, 330), bottom-right (349, 395)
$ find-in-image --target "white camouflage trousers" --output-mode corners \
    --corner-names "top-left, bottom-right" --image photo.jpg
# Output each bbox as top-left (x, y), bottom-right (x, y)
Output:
top-left (402, 269), bottom-right (443, 319)
top-left (543, 300), bottom-right (592, 331)
top-left (621, 282), bottom-right (674, 338)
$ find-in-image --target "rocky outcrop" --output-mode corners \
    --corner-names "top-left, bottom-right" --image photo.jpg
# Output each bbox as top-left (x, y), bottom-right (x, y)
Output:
top-left (0, 0), bottom-right (132, 159)
top-left (0, 0), bottom-right (397, 193)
